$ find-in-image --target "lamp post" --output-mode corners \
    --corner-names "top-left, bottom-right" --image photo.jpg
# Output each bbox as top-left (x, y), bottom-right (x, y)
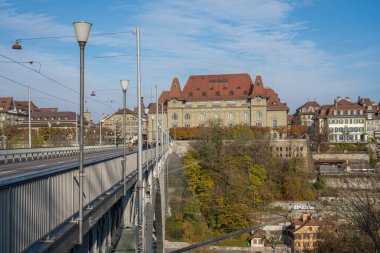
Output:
top-left (73, 20), bottom-right (92, 245)
top-left (99, 113), bottom-right (105, 146)
top-left (120, 79), bottom-right (130, 196)
top-left (28, 85), bottom-right (32, 148)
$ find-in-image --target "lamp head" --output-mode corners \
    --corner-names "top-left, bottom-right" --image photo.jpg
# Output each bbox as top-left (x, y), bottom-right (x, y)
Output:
top-left (120, 79), bottom-right (130, 92)
top-left (73, 21), bottom-right (92, 43)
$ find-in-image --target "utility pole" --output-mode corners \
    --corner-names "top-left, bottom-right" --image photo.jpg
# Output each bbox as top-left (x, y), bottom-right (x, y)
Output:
top-left (28, 85), bottom-right (31, 148)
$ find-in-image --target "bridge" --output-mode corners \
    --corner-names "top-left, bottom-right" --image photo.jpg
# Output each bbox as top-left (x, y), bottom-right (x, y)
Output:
top-left (0, 140), bottom-right (170, 252)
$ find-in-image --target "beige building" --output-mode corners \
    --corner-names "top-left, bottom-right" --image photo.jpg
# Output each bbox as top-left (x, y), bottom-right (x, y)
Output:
top-left (149, 74), bottom-right (288, 136)
top-left (287, 214), bottom-right (321, 252)
top-left (102, 105), bottom-right (148, 143)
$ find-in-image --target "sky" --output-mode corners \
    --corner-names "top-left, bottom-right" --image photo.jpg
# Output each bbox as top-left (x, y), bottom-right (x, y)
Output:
top-left (1, 0), bottom-right (379, 122)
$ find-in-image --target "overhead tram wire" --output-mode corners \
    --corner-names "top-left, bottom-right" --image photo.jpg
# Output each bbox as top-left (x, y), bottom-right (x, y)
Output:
top-left (0, 74), bottom-right (76, 106)
top-left (0, 54), bottom-right (132, 64)
top-left (0, 74), bottom-right (108, 117)
top-left (0, 53), bottom-right (116, 111)
top-left (16, 31), bottom-right (133, 41)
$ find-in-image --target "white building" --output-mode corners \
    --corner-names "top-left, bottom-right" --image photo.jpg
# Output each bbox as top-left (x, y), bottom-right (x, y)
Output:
top-left (318, 97), bottom-right (367, 142)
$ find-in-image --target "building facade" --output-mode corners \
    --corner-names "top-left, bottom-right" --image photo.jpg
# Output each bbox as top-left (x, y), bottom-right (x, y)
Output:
top-left (287, 213), bottom-right (321, 252)
top-left (157, 74), bottom-right (288, 130)
top-left (317, 97), bottom-right (367, 143)
top-left (294, 101), bottom-right (320, 128)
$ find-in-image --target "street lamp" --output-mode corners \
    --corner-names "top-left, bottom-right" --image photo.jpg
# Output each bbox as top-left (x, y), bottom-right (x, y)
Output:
top-left (120, 79), bottom-right (130, 196)
top-left (73, 20), bottom-right (92, 245)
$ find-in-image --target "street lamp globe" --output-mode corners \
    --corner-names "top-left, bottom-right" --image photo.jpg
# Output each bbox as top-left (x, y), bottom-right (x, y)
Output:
top-left (120, 79), bottom-right (130, 92)
top-left (73, 21), bottom-right (92, 43)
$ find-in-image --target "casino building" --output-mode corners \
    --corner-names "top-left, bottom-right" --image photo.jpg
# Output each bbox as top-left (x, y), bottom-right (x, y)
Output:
top-left (146, 73), bottom-right (288, 142)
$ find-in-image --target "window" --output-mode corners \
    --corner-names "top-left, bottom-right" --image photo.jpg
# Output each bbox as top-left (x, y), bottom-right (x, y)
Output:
top-left (214, 113), bottom-right (218, 119)
top-left (256, 111), bottom-right (262, 119)
top-left (199, 113), bottom-right (205, 121)
top-left (209, 86), bottom-right (214, 90)
top-left (184, 114), bottom-right (190, 120)
top-left (202, 92), bottom-right (206, 97)
top-left (172, 113), bottom-right (178, 120)
top-left (243, 90), bottom-right (248, 96)
top-left (189, 92), bottom-right (193, 97)
top-left (227, 112), bottom-right (233, 120)
top-left (256, 122), bottom-right (262, 127)
top-left (215, 91), bottom-right (220, 96)
top-left (237, 86), bottom-right (241, 89)
top-left (244, 112), bottom-right (249, 121)
top-left (223, 86), bottom-right (227, 90)
top-left (185, 124), bottom-right (190, 128)
top-left (273, 119), bottom-right (278, 127)
top-left (229, 91), bottom-right (234, 96)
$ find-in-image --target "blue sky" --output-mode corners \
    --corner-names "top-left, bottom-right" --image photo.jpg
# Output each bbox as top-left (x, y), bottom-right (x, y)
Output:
top-left (1, 0), bottom-right (379, 122)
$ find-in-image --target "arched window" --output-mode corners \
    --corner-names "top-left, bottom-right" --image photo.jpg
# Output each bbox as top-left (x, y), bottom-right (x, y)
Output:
top-left (172, 113), bottom-right (178, 120)
top-left (184, 113), bottom-right (190, 120)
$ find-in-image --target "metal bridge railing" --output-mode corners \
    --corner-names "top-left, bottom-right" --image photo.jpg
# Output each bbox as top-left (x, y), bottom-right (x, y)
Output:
top-left (0, 146), bottom-right (160, 253)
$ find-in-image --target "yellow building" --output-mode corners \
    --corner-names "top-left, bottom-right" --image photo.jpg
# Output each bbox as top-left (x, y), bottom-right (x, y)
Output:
top-left (288, 213), bottom-right (321, 252)
top-left (152, 74), bottom-right (288, 131)
top-left (102, 106), bottom-right (148, 143)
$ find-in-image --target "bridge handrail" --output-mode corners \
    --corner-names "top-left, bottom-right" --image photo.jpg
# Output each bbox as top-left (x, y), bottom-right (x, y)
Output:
top-left (0, 145), bottom-right (116, 164)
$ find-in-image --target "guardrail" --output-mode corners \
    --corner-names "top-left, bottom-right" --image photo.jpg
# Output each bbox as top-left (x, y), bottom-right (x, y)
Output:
top-left (0, 145), bottom-right (167, 253)
top-left (0, 145), bottom-right (116, 164)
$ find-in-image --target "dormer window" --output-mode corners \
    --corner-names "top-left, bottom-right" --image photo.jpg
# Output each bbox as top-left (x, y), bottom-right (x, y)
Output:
top-left (237, 86), bottom-right (241, 89)
top-left (202, 92), bottom-right (206, 97)
top-left (223, 87), bottom-right (227, 90)
top-left (189, 92), bottom-right (193, 97)
top-left (272, 101), bottom-right (276, 105)
top-left (229, 91), bottom-right (234, 96)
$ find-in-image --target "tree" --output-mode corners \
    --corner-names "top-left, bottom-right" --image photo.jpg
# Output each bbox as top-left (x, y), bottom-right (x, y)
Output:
top-left (329, 176), bottom-right (380, 252)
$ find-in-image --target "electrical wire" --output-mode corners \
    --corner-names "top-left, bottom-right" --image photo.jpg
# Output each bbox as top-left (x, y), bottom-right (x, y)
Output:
top-left (0, 74), bottom-right (76, 105)
top-left (0, 74), bottom-right (110, 118)
top-left (0, 53), bottom-right (116, 111)
top-left (0, 54), bottom-right (132, 64)
top-left (18, 31), bottom-right (133, 41)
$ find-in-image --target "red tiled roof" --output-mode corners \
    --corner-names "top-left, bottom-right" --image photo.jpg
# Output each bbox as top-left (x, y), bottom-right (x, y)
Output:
top-left (133, 102), bottom-right (146, 115)
top-left (15, 100), bottom-right (38, 113)
top-left (39, 108), bottom-right (58, 113)
top-left (264, 88), bottom-right (288, 111)
top-left (0, 97), bottom-right (15, 113)
top-left (147, 103), bottom-right (166, 114)
top-left (115, 108), bottom-right (135, 115)
top-left (168, 77), bottom-right (184, 100)
top-left (182, 73), bottom-right (253, 101)
top-left (251, 75), bottom-right (266, 97)
top-left (358, 97), bottom-right (373, 107)
top-left (297, 101), bottom-right (320, 112)
top-left (31, 111), bottom-right (77, 121)
top-left (159, 91), bottom-right (169, 104)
